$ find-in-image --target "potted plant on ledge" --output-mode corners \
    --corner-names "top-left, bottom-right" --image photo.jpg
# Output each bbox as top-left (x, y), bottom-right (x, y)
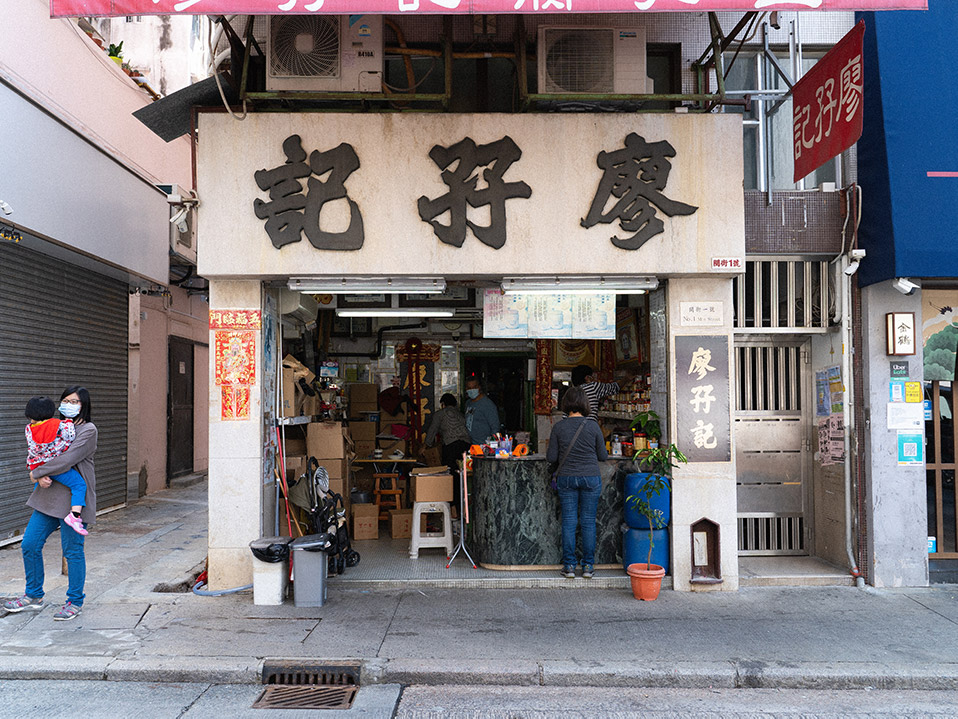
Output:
top-left (624, 440), bottom-right (687, 601)
top-left (108, 41), bottom-right (123, 65)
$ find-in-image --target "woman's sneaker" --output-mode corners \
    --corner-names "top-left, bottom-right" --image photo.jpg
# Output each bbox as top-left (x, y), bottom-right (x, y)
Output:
top-left (54, 602), bottom-right (81, 621)
top-left (582, 564), bottom-right (595, 579)
top-left (561, 565), bottom-right (576, 579)
top-left (3, 595), bottom-right (43, 613)
top-left (64, 513), bottom-right (88, 536)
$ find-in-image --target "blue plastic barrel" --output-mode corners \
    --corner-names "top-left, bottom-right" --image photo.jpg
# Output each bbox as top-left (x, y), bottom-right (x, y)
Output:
top-left (623, 527), bottom-right (670, 573)
top-left (624, 472), bottom-right (671, 529)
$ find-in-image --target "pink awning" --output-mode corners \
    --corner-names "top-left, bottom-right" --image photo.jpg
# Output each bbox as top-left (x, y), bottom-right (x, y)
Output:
top-left (50, 0), bottom-right (927, 19)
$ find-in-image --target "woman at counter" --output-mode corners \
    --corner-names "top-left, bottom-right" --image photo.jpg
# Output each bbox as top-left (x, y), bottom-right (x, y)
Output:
top-left (547, 387), bottom-right (608, 580)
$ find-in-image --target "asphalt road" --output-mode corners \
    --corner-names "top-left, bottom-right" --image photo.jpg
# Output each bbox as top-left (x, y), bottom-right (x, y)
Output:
top-left (2, 681), bottom-right (958, 718)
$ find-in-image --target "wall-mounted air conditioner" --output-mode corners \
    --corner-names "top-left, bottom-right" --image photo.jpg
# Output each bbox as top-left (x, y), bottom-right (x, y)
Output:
top-left (279, 288), bottom-right (320, 326)
top-left (537, 26), bottom-right (649, 95)
top-left (266, 15), bottom-right (383, 93)
top-left (169, 205), bottom-right (196, 265)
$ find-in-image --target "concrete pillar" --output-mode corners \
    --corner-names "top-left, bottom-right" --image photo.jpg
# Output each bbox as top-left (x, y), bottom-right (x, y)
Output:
top-left (861, 281), bottom-right (928, 587)
top-left (667, 277), bottom-right (739, 591)
top-left (207, 279), bottom-right (264, 589)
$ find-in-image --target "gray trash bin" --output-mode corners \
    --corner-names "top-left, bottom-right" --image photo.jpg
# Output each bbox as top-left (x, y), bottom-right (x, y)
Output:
top-left (290, 534), bottom-right (331, 607)
top-left (249, 536), bottom-right (293, 606)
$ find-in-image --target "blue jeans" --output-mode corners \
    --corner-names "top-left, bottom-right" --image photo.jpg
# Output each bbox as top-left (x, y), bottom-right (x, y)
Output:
top-left (21, 510), bottom-right (86, 606)
top-left (557, 475), bottom-right (602, 568)
top-left (51, 468), bottom-right (86, 508)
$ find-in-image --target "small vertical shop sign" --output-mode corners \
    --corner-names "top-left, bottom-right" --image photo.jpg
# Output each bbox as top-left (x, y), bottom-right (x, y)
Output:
top-left (886, 312), bottom-right (916, 355)
top-left (211, 310), bottom-right (261, 421)
top-left (674, 335), bottom-right (731, 463)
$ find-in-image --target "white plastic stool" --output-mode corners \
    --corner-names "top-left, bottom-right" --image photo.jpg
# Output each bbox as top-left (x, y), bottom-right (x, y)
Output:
top-left (409, 501), bottom-right (453, 558)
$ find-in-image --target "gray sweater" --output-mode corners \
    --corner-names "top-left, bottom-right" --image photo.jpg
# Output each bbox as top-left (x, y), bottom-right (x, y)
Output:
top-left (546, 417), bottom-right (608, 477)
top-left (28, 421), bottom-right (98, 525)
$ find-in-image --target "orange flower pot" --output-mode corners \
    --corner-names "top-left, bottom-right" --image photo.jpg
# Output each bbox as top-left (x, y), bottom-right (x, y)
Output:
top-left (626, 562), bottom-right (665, 601)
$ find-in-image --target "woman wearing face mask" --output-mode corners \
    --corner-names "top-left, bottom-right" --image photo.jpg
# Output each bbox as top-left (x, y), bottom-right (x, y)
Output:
top-left (3, 387), bottom-right (97, 621)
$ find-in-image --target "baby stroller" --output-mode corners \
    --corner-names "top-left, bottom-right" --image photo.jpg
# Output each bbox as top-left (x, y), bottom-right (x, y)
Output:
top-left (297, 457), bottom-right (360, 575)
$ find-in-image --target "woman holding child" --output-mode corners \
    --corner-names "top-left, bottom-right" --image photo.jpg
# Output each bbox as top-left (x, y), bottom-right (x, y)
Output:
top-left (3, 386), bottom-right (97, 621)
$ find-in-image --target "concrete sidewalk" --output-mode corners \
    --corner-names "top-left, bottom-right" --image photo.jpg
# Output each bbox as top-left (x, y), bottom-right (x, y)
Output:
top-left (1, 479), bottom-right (957, 690)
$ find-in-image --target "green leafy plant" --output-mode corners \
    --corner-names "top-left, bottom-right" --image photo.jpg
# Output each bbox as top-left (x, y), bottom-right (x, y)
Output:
top-left (625, 443), bottom-right (688, 567)
top-left (629, 409), bottom-right (661, 441)
top-left (108, 41), bottom-right (123, 58)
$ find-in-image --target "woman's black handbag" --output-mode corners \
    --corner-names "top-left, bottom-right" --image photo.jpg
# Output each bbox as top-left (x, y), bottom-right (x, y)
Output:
top-left (549, 421), bottom-right (586, 490)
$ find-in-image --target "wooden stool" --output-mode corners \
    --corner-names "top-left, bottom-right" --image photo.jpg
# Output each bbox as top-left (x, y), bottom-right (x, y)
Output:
top-left (373, 473), bottom-right (403, 521)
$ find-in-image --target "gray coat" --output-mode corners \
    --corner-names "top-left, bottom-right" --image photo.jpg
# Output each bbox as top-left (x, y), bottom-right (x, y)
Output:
top-left (27, 421), bottom-right (98, 526)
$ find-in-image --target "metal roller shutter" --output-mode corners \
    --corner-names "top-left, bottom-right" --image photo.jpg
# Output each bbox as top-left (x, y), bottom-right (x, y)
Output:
top-left (0, 241), bottom-right (129, 539)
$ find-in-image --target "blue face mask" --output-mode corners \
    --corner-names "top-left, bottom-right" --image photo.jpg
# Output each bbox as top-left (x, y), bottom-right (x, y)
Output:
top-left (466, 389), bottom-right (480, 399)
top-left (59, 402), bottom-right (80, 419)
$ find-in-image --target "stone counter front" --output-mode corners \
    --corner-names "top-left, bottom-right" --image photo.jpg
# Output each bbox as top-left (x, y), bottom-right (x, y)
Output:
top-left (469, 457), bottom-right (629, 569)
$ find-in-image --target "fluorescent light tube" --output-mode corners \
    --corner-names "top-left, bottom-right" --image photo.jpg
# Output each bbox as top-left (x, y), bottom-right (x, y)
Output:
top-left (501, 276), bottom-right (658, 295)
top-left (289, 277), bottom-right (446, 294)
top-left (336, 308), bottom-right (455, 318)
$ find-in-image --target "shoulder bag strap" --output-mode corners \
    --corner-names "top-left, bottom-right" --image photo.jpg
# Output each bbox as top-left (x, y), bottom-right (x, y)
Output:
top-left (556, 421), bottom-right (587, 476)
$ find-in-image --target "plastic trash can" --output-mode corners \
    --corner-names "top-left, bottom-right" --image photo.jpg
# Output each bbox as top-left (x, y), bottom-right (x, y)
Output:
top-left (249, 536), bottom-right (293, 606)
top-left (290, 534), bottom-right (331, 607)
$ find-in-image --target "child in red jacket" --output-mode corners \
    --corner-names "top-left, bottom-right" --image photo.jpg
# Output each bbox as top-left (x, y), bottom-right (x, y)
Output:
top-left (24, 397), bottom-right (88, 535)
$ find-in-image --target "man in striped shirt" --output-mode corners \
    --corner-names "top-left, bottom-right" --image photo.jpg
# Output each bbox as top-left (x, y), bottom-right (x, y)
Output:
top-left (572, 365), bottom-right (619, 419)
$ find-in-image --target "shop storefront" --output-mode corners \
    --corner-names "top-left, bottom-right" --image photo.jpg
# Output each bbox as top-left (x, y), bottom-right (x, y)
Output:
top-left (197, 111), bottom-right (744, 591)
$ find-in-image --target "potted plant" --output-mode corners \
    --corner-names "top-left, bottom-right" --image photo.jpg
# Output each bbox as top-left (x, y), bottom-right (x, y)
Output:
top-left (629, 409), bottom-right (661, 450)
top-left (624, 442), bottom-right (687, 601)
top-left (108, 41), bottom-right (123, 65)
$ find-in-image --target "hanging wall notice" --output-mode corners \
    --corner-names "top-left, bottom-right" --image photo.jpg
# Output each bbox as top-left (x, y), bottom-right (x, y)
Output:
top-left (674, 335), bottom-right (731, 463)
top-left (482, 291), bottom-right (614, 340)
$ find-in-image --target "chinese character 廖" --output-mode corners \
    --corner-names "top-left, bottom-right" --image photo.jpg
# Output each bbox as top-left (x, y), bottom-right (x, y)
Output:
top-left (688, 347), bottom-right (716, 380)
top-left (691, 420), bottom-right (718, 449)
top-left (417, 136), bottom-right (531, 249)
top-left (690, 384), bottom-right (716, 414)
top-left (253, 134), bottom-right (365, 251)
top-left (581, 133), bottom-right (698, 251)
top-left (840, 54), bottom-right (863, 122)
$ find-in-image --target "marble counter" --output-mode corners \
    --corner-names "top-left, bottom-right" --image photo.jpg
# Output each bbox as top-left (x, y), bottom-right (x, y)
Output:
top-left (469, 457), bottom-right (629, 568)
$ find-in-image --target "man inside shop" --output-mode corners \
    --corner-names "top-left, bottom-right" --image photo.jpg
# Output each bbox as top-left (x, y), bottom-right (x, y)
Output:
top-left (464, 377), bottom-right (500, 444)
top-left (572, 365), bottom-right (620, 419)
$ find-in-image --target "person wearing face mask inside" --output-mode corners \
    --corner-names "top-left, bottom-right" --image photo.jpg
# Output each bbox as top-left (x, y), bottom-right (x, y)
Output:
top-left (464, 377), bottom-right (500, 444)
top-left (3, 386), bottom-right (97, 622)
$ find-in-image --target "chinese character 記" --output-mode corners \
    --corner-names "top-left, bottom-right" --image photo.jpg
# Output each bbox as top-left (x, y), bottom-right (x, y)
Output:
top-left (581, 133), bottom-right (698, 251)
top-left (253, 134), bottom-right (365, 251)
top-left (691, 420), bottom-right (717, 449)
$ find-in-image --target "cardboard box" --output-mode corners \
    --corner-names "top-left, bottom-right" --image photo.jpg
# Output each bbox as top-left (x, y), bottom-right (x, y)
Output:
top-left (390, 509), bottom-right (413, 539)
top-left (377, 438), bottom-right (408, 456)
top-left (349, 383), bottom-right (379, 413)
top-left (422, 445), bottom-right (442, 467)
top-left (301, 393), bottom-right (321, 417)
top-left (354, 440), bottom-right (377, 459)
top-left (327, 477), bottom-right (346, 498)
top-left (411, 472), bottom-right (454, 503)
top-left (285, 455), bottom-right (307, 482)
top-left (351, 503), bottom-right (379, 540)
top-left (285, 436), bottom-right (307, 456)
top-left (348, 422), bottom-right (378, 443)
top-left (283, 354), bottom-right (316, 384)
top-left (379, 410), bottom-right (407, 430)
top-left (282, 368), bottom-right (298, 417)
top-left (306, 422), bottom-right (346, 460)
top-left (317, 458), bottom-right (347, 480)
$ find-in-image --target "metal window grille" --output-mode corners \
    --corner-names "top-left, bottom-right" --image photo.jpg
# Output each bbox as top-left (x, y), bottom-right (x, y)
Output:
top-left (733, 258), bottom-right (831, 331)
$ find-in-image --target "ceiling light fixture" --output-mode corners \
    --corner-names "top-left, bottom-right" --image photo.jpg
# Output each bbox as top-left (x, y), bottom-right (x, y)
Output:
top-left (336, 308), bottom-right (455, 318)
top-left (289, 277), bottom-right (447, 294)
top-left (501, 276), bottom-right (658, 295)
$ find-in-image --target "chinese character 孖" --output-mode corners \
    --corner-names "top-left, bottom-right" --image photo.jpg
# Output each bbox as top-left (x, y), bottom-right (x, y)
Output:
top-left (840, 54), bottom-right (863, 122)
top-left (253, 134), bottom-right (365, 251)
top-left (581, 133), bottom-right (698, 251)
top-left (688, 347), bottom-right (716, 380)
top-left (690, 384), bottom-right (716, 414)
top-left (398, 0), bottom-right (460, 11)
top-left (691, 419), bottom-right (718, 449)
top-left (417, 135), bottom-right (531, 249)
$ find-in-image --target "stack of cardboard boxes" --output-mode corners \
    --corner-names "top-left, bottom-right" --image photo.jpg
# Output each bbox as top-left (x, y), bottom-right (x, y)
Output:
top-left (305, 423), bottom-right (350, 508)
top-left (281, 355), bottom-right (321, 418)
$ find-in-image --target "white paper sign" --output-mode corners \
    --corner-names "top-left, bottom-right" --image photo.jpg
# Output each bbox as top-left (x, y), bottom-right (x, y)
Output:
top-left (482, 290), bottom-right (528, 338)
top-left (572, 295), bottom-right (615, 339)
top-left (680, 301), bottom-right (724, 327)
top-left (887, 402), bottom-right (925, 430)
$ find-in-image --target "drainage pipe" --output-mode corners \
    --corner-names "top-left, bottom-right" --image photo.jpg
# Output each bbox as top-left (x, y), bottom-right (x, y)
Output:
top-left (192, 580), bottom-right (252, 596)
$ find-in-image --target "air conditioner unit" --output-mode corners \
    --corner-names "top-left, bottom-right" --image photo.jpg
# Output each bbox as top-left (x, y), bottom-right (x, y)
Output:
top-left (537, 26), bottom-right (649, 95)
top-left (266, 15), bottom-right (383, 93)
top-left (279, 288), bottom-right (320, 326)
top-left (169, 206), bottom-right (196, 265)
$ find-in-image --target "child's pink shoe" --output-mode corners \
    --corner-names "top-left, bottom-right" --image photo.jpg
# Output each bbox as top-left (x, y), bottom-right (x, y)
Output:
top-left (64, 513), bottom-right (88, 536)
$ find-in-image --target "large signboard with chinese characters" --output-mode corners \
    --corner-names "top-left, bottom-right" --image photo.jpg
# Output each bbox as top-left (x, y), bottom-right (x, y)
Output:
top-left (792, 20), bottom-right (866, 182)
top-left (674, 335), bottom-right (731, 463)
top-left (51, 0), bottom-right (927, 19)
top-left (198, 113), bottom-right (745, 278)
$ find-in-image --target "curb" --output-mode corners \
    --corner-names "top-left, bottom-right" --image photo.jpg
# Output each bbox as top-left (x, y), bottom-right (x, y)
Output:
top-left (1, 656), bottom-right (957, 691)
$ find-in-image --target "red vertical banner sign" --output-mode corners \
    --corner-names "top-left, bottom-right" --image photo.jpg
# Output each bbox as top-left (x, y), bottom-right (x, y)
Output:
top-left (792, 20), bottom-right (866, 183)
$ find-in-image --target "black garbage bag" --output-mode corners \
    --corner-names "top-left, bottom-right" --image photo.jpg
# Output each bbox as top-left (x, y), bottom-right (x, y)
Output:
top-left (249, 536), bottom-right (293, 563)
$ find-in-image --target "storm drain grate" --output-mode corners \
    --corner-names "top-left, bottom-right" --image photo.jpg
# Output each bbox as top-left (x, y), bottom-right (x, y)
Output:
top-left (262, 660), bottom-right (361, 686)
top-left (252, 685), bottom-right (357, 710)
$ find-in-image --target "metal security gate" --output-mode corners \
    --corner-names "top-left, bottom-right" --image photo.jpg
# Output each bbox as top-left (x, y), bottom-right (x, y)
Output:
top-left (0, 241), bottom-right (129, 539)
top-left (734, 340), bottom-right (811, 555)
